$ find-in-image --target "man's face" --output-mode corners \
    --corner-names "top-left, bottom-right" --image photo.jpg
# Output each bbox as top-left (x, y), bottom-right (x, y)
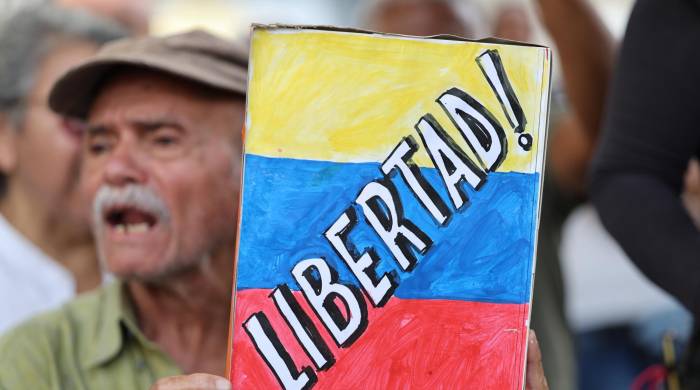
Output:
top-left (83, 71), bottom-right (244, 280)
top-left (6, 40), bottom-right (97, 226)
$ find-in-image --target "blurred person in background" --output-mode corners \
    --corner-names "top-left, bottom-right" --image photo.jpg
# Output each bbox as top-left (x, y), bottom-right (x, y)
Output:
top-left (0, 5), bottom-right (126, 334)
top-left (591, 0), bottom-right (700, 387)
top-left (520, 1), bottom-right (686, 388)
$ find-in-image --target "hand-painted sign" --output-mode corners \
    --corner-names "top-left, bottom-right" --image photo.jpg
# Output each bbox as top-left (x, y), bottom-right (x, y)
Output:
top-left (228, 25), bottom-right (552, 389)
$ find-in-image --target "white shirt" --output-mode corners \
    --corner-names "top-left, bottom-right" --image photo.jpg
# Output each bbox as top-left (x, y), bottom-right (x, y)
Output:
top-left (0, 214), bottom-right (75, 334)
top-left (560, 204), bottom-right (688, 332)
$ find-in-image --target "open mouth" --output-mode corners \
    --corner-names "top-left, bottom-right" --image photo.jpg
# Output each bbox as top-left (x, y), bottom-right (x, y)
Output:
top-left (104, 206), bottom-right (158, 234)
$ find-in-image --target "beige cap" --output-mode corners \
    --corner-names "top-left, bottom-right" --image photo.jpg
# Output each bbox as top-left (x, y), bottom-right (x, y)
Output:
top-left (49, 29), bottom-right (248, 119)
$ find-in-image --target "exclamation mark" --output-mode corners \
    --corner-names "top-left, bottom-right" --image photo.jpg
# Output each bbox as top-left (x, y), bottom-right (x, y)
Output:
top-left (477, 49), bottom-right (532, 151)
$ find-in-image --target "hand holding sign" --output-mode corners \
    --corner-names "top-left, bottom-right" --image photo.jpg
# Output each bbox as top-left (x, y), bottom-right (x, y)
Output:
top-left (150, 373), bottom-right (231, 390)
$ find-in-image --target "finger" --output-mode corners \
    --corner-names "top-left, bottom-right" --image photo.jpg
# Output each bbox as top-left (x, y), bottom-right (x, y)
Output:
top-left (150, 373), bottom-right (231, 390)
top-left (526, 330), bottom-right (549, 390)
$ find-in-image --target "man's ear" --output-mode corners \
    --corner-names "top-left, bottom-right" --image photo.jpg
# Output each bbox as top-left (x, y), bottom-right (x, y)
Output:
top-left (0, 113), bottom-right (18, 176)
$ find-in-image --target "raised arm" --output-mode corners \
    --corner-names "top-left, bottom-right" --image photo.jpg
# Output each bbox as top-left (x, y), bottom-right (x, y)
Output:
top-left (536, 0), bottom-right (614, 193)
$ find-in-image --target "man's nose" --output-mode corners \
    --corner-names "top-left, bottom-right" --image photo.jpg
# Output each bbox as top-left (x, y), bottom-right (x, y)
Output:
top-left (103, 140), bottom-right (147, 187)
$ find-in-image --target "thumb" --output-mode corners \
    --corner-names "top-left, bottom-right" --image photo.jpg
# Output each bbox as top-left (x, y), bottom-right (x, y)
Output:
top-left (526, 330), bottom-right (549, 390)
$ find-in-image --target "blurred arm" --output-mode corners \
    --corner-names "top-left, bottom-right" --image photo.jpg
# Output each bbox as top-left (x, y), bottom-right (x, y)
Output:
top-left (536, 0), bottom-right (614, 193)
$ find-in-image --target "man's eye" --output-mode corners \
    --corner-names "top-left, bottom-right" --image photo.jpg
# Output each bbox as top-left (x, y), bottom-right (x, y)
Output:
top-left (88, 140), bottom-right (110, 154)
top-left (154, 136), bottom-right (177, 146)
top-left (144, 127), bottom-right (186, 159)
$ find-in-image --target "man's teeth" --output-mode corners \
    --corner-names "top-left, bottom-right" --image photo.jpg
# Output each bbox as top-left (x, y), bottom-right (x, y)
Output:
top-left (130, 222), bottom-right (150, 233)
top-left (113, 222), bottom-right (151, 233)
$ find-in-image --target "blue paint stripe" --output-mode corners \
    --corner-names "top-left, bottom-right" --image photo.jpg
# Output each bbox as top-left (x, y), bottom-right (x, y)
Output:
top-left (236, 154), bottom-right (539, 304)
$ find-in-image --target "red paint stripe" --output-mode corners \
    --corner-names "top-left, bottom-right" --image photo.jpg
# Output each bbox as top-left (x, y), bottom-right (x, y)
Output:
top-left (230, 289), bottom-right (528, 389)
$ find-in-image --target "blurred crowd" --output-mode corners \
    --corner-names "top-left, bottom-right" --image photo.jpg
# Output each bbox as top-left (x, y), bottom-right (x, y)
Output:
top-left (0, 0), bottom-right (698, 389)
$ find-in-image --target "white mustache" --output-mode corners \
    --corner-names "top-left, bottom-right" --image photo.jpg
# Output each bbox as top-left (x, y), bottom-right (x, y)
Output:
top-left (92, 184), bottom-right (170, 228)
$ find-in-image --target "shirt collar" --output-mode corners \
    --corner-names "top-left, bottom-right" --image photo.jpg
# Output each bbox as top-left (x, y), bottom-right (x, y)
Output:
top-left (82, 281), bottom-right (157, 368)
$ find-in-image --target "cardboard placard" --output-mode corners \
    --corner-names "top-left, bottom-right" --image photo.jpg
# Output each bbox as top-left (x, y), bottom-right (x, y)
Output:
top-left (228, 25), bottom-right (551, 389)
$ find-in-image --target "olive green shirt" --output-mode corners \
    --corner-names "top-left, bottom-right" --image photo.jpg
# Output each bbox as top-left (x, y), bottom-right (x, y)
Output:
top-left (0, 282), bottom-right (181, 389)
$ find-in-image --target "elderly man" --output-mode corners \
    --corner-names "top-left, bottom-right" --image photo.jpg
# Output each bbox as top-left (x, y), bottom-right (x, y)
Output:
top-left (0, 5), bottom-right (125, 334)
top-left (0, 29), bottom-right (549, 390)
top-left (0, 30), bottom-right (246, 389)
